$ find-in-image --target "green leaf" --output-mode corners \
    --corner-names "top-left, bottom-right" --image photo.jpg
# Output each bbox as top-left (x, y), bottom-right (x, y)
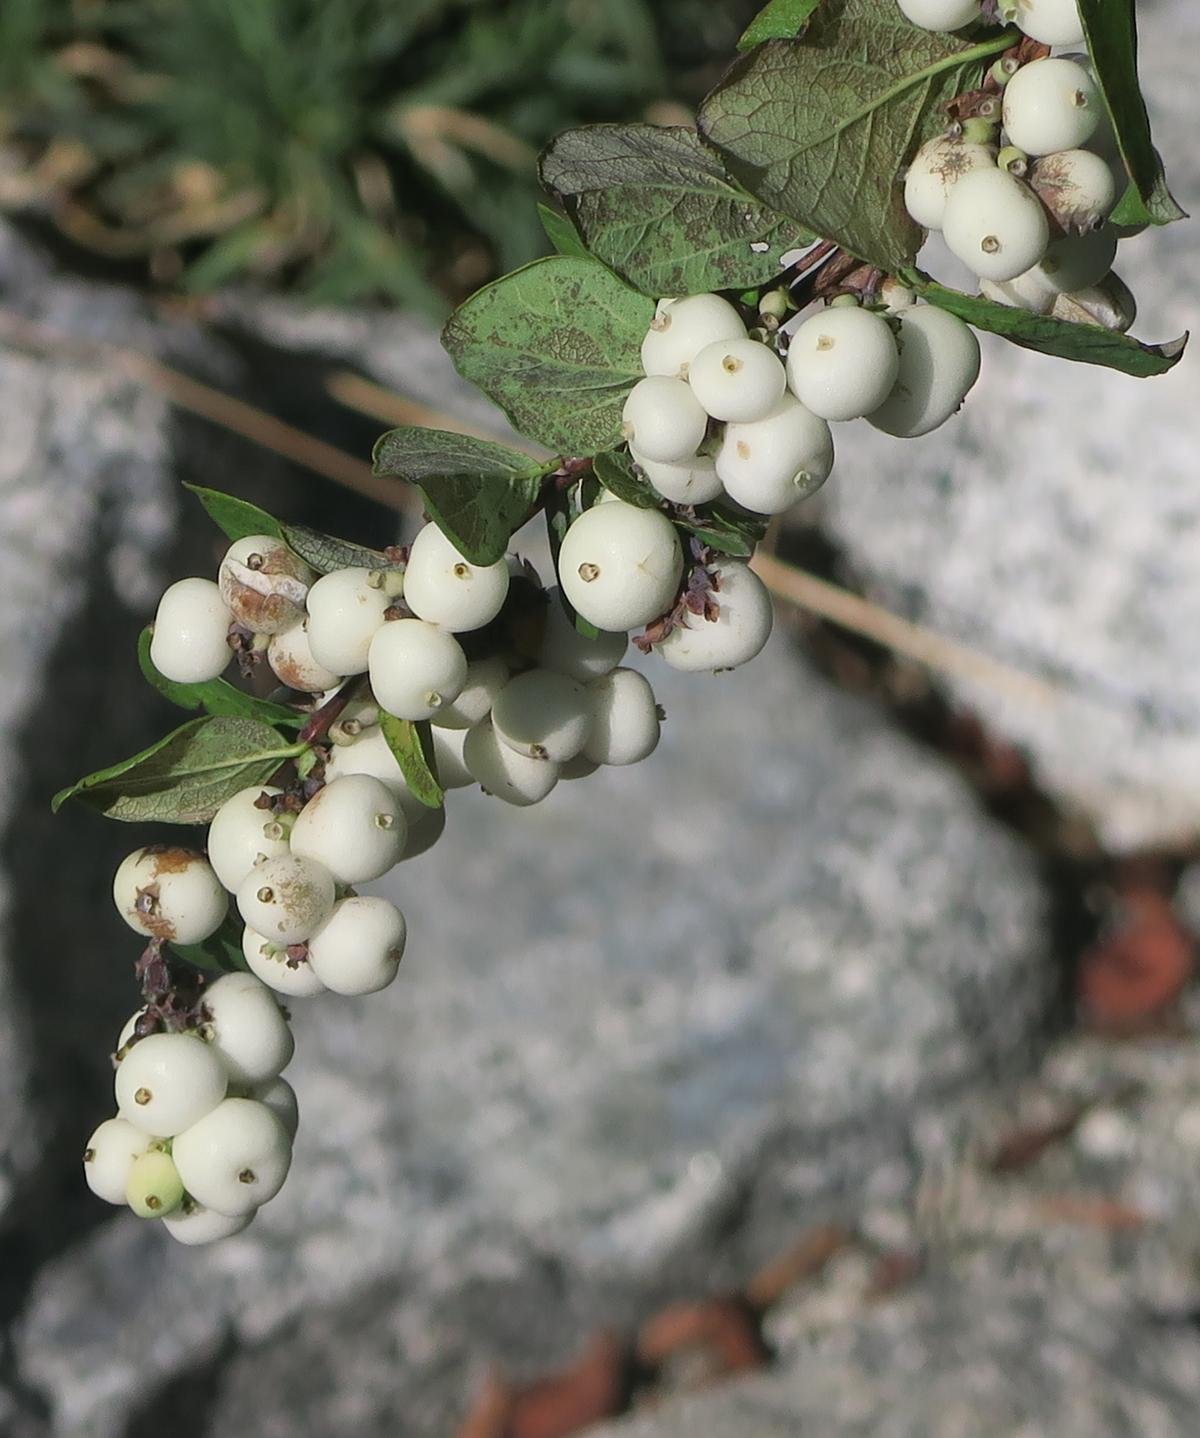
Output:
top-left (183, 484), bottom-right (284, 542)
top-left (540, 125), bottom-right (810, 296)
top-left (52, 717), bottom-right (306, 824)
top-left (1077, 0), bottom-right (1185, 227)
top-left (137, 629), bottom-right (305, 729)
top-left (170, 914), bottom-right (248, 975)
top-left (281, 524), bottom-right (396, 576)
top-left (677, 504), bottom-right (768, 559)
top-left (698, 15), bottom-right (1015, 270)
top-left (373, 427), bottom-right (548, 565)
top-left (379, 713), bottom-right (444, 810)
top-left (441, 256), bottom-right (655, 455)
top-left (907, 274), bottom-right (1188, 378)
top-left (537, 201), bottom-right (592, 260)
top-left (593, 448), bottom-right (660, 508)
top-left (738, 0), bottom-right (824, 50)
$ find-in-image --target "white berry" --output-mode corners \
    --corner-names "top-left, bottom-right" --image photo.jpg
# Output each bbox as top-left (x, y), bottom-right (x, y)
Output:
top-left (115, 1032), bottom-right (227, 1138)
top-left (903, 136), bottom-right (997, 230)
top-left (1036, 226), bottom-right (1118, 293)
top-left (867, 304), bottom-right (982, 438)
top-left (560, 754), bottom-right (600, 781)
top-left (631, 449), bottom-right (724, 506)
top-left (896, 0), bottom-right (980, 29)
top-left (1002, 0), bottom-right (1083, 47)
top-left (289, 773), bottom-right (407, 884)
top-left (786, 306), bottom-right (900, 421)
top-left (686, 338), bottom-right (786, 423)
top-left (306, 895), bottom-right (407, 996)
top-left (200, 972), bottom-right (294, 1085)
top-left (1002, 57), bottom-right (1099, 157)
top-left (716, 396), bottom-right (834, 515)
top-left (558, 502), bottom-right (683, 632)
top-left (149, 578), bottom-right (232, 685)
top-left (125, 1147), bottom-right (185, 1218)
top-left (655, 562), bottom-right (773, 673)
top-left (112, 846), bottom-right (227, 946)
top-left (242, 924), bottom-right (327, 997)
top-left (171, 1097), bottom-right (292, 1217)
top-left (218, 535), bottom-right (313, 635)
top-left (430, 726), bottom-right (473, 790)
top-left (267, 619), bottom-right (341, 694)
top-left (244, 1075), bottom-right (299, 1140)
top-left (428, 655), bottom-right (510, 729)
top-left (368, 618), bottom-right (468, 721)
top-left (941, 166), bottom-right (1050, 281)
top-left (161, 1198), bottom-right (255, 1246)
top-left (305, 568), bottom-right (391, 676)
top-left (402, 804), bottom-right (447, 861)
top-left (206, 785), bottom-right (291, 893)
top-left (463, 720), bottom-right (560, 806)
top-left (1030, 148), bottom-right (1117, 233)
top-left (640, 294), bottom-right (747, 379)
top-left (538, 590), bottom-right (628, 681)
top-left (402, 524), bottom-right (510, 633)
top-left (236, 853), bottom-right (336, 945)
top-left (323, 727), bottom-right (437, 832)
top-left (583, 668), bottom-right (661, 766)
top-left (83, 1117), bottom-right (152, 1204)
top-left (492, 670), bottom-right (591, 763)
top-left (621, 377), bottom-right (708, 464)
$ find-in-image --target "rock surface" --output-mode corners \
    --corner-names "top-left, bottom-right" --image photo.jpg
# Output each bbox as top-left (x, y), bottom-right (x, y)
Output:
top-left (808, 0), bottom-right (1200, 853)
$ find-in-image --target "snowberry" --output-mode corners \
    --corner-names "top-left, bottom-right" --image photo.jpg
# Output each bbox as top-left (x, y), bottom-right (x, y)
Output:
top-left (112, 846), bottom-right (227, 946)
top-left (306, 895), bottom-right (407, 996)
top-left (289, 773), bottom-right (407, 885)
top-left (200, 972), bottom-right (294, 1085)
top-left (83, 1117), bottom-right (152, 1204)
top-left (492, 670), bottom-right (591, 763)
top-left (430, 727), bottom-right (473, 790)
top-left (879, 277), bottom-right (917, 315)
top-left (218, 535), bottom-right (313, 635)
top-left (655, 562), bottom-right (773, 673)
top-left (323, 727), bottom-right (442, 841)
top-left (1001, 57), bottom-right (1099, 157)
top-left (244, 1075), bottom-right (299, 1141)
top-left (305, 568), bottom-right (391, 676)
top-left (621, 377), bottom-right (709, 464)
top-left (463, 720), bottom-right (560, 807)
top-left (903, 136), bottom-right (997, 230)
top-left (402, 804), bottom-right (448, 861)
top-left (1050, 274), bottom-right (1136, 332)
top-left (941, 166), bottom-right (1049, 281)
top-left (785, 305), bottom-right (900, 421)
top-left (557, 502), bottom-right (683, 631)
top-left (402, 524), bottom-right (510, 633)
top-left (640, 294), bottom-right (747, 379)
top-left (242, 924), bottom-right (327, 997)
top-left (267, 619), bottom-right (341, 694)
top-left (125, 1147), bottom-right (184, 1219)
top-left (1030, 148), bottom-right (1117, 232)
top-left (631, 449), bottom-right (725, 506)
top-left (149, 578), bottom-right (233, 685)
top-left (368, 618), bottom-right (468, 722)
top-left (161, 1198), bottom-right (255, 1246)
top-left (171, 1097), bottom-right (292, 1217)
top-left (538, 589), bottom-right (627, 682)
top-left (1037, 226), bottom-right (1118, 293)
top-left (428, 655), bottom-right (510, 730)
top-left (559, 754), bottom-right (600, 781)
top-left (896, 0), bottom-right (981, 30)
top-left (115, 1032), bottom-right (227, 1138)
top-left (236, 853), bottom-right (336, 945)
top-left (583, 668), bottom-right (661, 767)
top-left (686, 338), bottom-right (786, 423)
top-left (867, 304), bottom-right (982, 438)
top-left (716, 396), bottom-right (834, 515)
top-left (1002, 0), bottom-right (1084, 47)
top-left (116, 1008), bottom-right (147, 1056)
top-left (206, 785), bottom-right (291, 893)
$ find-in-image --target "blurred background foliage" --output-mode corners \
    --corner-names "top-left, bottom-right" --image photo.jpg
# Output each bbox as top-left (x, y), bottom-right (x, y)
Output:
top-left (0, 0), bottom-right (758, 315)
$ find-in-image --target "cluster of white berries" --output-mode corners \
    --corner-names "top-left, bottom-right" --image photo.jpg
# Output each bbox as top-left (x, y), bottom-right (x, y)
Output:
top-left (900, 2), bottom-right (1136, 331)
top-left (85, 969), bottom-right (297, 1244)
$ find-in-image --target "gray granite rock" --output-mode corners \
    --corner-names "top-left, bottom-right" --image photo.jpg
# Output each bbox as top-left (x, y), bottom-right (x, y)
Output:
top-left (13, 641), bottom-right (1050, 1434)
top-left (808, 0), bottom-right (1200, 853)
